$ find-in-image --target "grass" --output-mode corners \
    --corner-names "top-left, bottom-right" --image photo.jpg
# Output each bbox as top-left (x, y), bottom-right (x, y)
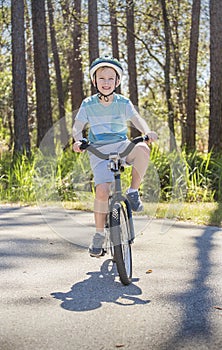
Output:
top-left (1, 196), bottom-right (222, 227)
top-left (60, 199), bottom-right (222, 227)
top-left (153, 202), bottom-right (222, 227)
top-left (1, 147), bottom-right (222, 227)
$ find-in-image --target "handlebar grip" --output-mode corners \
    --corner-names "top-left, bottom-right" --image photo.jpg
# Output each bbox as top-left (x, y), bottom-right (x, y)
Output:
top-left (79, 139), bottom-right (89, 150)
top-left (131, 135), bottom-right (149, 144)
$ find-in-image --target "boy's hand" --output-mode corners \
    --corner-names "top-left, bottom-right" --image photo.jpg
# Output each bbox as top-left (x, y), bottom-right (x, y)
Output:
top-left (146, 131), bottom-right (158, 143)
top-left (73, 141), bottom-right (84, 153)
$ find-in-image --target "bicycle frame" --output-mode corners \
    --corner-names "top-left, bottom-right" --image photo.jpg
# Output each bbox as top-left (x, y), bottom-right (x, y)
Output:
top-left (79, 135), bottom-right (149, 284)
top-left (107, 153), bottom-right (135, 243)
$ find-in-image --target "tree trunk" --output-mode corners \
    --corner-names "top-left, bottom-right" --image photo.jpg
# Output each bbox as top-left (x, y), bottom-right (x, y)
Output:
top-left (160, 0), bottom-right (177, 151)
top-left (31, 0), bottom-right (54, 152)
top-left (108, 0), bottom-right (120, 94)
top-left (186, 0), bottom-right (201, 152)
top-left (59, 0), bottom-right (75, 105)
top-left (24, 0), bottom-right (35, 136)
top-left (11, 0), bottom-right (30, 155)
top-left (209, 0), bottom-right (222, 153)
top-left (88, 0), bottom-right (99, 94)
top-left (126, 0), bottom-right (140, 138)
top-left (108, 0), bottom-right (119, 59)
top-left (170, 11), bottom-right (187, 148)
top-left (71, 0), bottom-right (85, 111)
top-left (47, 0), bottom-right (69, 146)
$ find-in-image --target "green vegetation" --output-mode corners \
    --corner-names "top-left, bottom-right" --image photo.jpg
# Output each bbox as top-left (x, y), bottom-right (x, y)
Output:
top-left (1, 145), bottom-right (222, 227)
top-left (1, 2), bottom-right (222, 229)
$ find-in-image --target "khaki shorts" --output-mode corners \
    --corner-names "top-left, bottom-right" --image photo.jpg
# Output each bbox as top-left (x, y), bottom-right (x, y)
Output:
top-left (89, 140), bottom-right (149, 186)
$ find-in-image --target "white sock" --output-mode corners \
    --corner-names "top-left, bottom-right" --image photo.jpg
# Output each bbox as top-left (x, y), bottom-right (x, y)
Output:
top-left (96, 231), bottom-right (105, 236)
top-left (127, 188), bottom-right (138, 194)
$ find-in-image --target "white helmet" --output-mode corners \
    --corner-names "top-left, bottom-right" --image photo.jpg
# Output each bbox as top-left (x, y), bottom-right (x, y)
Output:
top-left (89, 56), bottom-right (123, 82)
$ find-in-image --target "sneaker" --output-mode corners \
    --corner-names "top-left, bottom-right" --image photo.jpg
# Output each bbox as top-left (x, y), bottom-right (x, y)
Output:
top-left (126, 190), bottom-right (144, 212)
top-left (89, 233), bottom-right (105, 257)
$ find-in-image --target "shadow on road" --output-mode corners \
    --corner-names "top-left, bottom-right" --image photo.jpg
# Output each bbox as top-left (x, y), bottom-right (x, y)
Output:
top-left (51, 259), bottom-right (151, 312)
top-left (165, 223), bottom-right (220, 348)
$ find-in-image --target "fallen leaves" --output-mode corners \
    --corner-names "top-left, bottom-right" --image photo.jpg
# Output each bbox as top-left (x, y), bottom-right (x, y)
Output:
top-left (116, 297), bottom-right (134, 305)
top-left (213, 306), bottom-right (222, 310)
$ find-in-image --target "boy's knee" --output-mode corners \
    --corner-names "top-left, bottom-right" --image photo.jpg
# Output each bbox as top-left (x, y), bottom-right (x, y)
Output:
top-left (139, 143), bottom-right (150, 158)
top-left (134, 143), bottom-right (150, 160)
top-left (95, 183), bottom-right (110, 200)
top-left (126, 142), bottom-right (150, 166)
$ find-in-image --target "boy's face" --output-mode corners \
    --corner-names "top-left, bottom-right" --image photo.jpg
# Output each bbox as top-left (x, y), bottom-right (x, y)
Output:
top-left (93, 67), bottom-right (120, 95)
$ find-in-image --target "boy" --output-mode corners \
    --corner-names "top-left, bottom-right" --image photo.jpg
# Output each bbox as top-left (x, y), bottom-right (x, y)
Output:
top-left (73, 56), bottom-right (157, 257)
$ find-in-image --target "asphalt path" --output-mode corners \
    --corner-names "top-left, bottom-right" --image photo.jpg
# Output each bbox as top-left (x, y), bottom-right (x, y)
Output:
top-left (0, 205), bottom-right (222, 350)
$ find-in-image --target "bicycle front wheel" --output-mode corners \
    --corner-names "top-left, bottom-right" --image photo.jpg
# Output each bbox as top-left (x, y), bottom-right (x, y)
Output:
top-left (110, 202), bottom-right (132, 285)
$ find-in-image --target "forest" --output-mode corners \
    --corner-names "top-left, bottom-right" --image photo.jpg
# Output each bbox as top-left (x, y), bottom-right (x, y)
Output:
top-left (1, 0), bottom-right (222, 224)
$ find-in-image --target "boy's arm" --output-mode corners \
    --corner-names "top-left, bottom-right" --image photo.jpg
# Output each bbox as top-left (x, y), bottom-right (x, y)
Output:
top-left (131, 114), bottom-right (150, 134)
top-left (73, 119), bottom-right (86, 152)
top-left (73, 119), bottom-right (85, 141)
top-left (131, 114), bottom-right (158, 142)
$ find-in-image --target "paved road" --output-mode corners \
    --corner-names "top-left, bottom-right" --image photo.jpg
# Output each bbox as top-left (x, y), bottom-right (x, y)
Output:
top-left (0, 205), bottom-right (222, 350)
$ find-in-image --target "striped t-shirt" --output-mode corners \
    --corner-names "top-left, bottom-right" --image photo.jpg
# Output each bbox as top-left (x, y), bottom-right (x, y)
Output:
top-left (74, 93), bottom-right (140, 144)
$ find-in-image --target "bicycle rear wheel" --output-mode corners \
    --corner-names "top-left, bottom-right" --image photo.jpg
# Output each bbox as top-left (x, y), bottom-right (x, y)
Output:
top-left (110, 202), bottom-right (132, 285)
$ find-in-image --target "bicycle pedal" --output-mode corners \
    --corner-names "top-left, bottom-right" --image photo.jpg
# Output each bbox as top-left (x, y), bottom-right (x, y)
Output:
top-left (101, 248), bottom-right (107, 256)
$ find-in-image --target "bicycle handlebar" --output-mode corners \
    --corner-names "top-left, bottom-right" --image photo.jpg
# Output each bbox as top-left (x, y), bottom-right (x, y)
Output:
top-left (79, 135), bottom-right (149, 160)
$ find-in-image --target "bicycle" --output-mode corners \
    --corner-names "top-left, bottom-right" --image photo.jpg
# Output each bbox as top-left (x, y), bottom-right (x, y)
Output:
top-left (80, 135), bottom-right (149, 285)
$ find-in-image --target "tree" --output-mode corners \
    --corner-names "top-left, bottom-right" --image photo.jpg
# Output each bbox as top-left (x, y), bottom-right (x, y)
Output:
top-left (186, 0), bottom-right (201, 151)
top-left (47, 0), bottom-right (69, 145)
top-left (108, 0), bottom-right (119, 60)
top-left (11, 0), bottom-right (30, 154)
top-left (71, 0), bottom-right (84, 111)
top-left (126, 0), bottom-right (138, 106)
top-left (169, 1), bottom-right (189, 148)
top-left (31, 0), bottom-right (54, 151)
top-left (160, 0), bottom-right (177, 151)
top-left (24, 0), bottom-right (35, 139)
top-left (88, 0), bottom-right (99, 94)
top-left (209, 0), bottom-right (222, 152)
top-left (126, 0), bottom-right (140, 138)
top-left (108, 0), bottom-right (120, 93)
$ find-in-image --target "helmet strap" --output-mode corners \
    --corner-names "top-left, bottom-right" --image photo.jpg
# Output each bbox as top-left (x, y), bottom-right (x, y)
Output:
top-left (97, 91), bottom-right (114, 102)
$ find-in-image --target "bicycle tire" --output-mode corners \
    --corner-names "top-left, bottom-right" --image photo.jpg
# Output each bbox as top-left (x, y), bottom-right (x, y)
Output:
top-left (110, 202), bottom-right (132, 285)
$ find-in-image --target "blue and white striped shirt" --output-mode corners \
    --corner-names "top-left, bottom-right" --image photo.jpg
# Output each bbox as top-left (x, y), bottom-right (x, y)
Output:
top-left (74, 93), bottom-right (140, 144)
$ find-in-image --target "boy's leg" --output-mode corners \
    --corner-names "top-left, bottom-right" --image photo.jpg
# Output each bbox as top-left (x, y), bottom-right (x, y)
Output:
top-left (94, 182), bottom-right (110, 232)
top-left (126, 142), bottom-right (150, 189)
top-left (89, 182), bottom-right (110, 257)
top-left (125, 143), bottom-right (150, 211)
